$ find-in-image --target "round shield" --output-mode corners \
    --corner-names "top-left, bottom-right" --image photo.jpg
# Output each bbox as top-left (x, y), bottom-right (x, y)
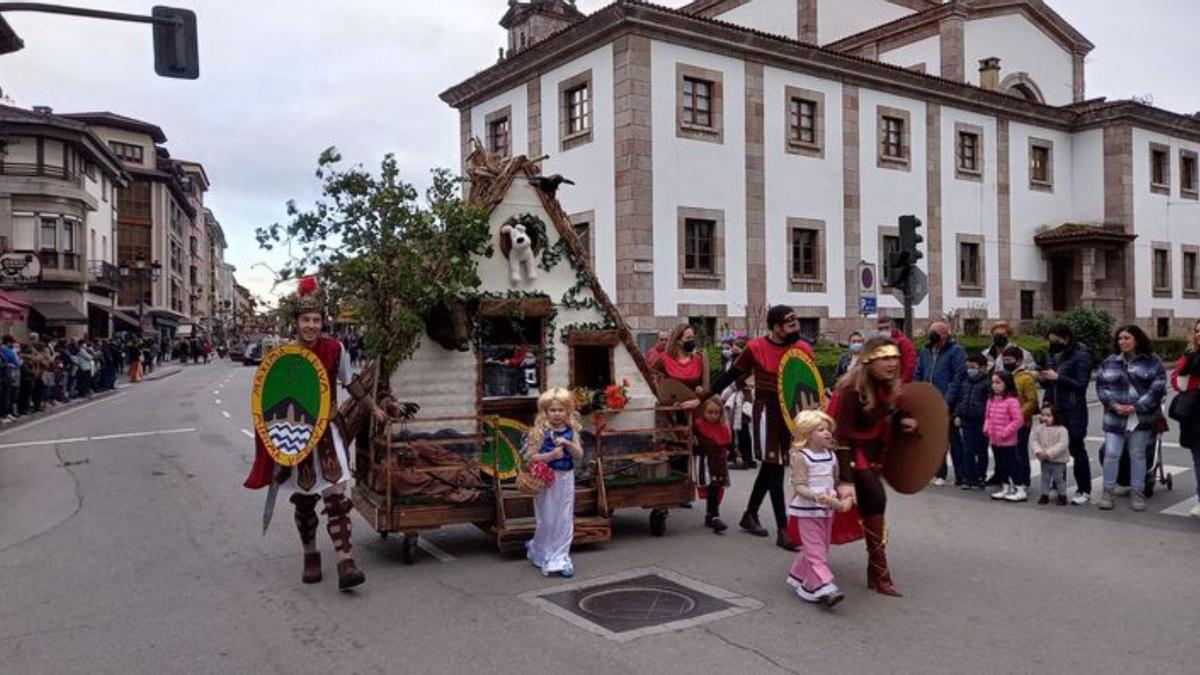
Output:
top-left (656, 378), bottom-right (698, 406)
top-left (481, 417), bottom-right (527, 479)
top-left (251, 344), bottom-right (332, 467)
top-left (779, 348), bottom-right (828, 434)
top-left (883, 382), bottom-right (951, 495)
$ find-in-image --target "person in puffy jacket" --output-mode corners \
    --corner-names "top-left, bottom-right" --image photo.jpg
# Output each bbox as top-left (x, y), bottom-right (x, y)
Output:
top-left (1031, 404), bottom-right (1070, 505)
top-left (1094, 324), bottom-right (1166, 512)
top-left (955, 353), bottom-right (992, 489)
top-left (915, 322), bottom-right (967, 486)
top-left (1040, 324), bottom-right (1093, 504)
top-left (983, 371), bottom-right (1024, 502)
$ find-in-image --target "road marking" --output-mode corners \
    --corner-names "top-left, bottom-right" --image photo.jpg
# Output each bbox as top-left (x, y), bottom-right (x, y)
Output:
top-left (222, 411), bottom-right (231, 419)
top-left (213, 390), bottom-right (220, 395)
top-left (90, 428), bottom-right (196, 442)
top-left (0, 391), bottom-right (127, 438)
top-left (1160, 496), bottom-right (1199, 517)
top-left (214, 399), bottom-right (222, 405)
top-left (240, 429), bottom-right (254, 438)
top-left (0, 427), bottom-right (196, 450)
top-left (416, 538), bottom-right (456, 562)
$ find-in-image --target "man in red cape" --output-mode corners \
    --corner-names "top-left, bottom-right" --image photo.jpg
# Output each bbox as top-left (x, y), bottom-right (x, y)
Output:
top-left (245, 276), bottom-right (391, 590)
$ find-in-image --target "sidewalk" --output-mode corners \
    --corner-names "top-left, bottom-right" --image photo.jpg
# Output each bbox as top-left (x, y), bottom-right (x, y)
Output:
top-left (0, 364), bottom-right (185, 430)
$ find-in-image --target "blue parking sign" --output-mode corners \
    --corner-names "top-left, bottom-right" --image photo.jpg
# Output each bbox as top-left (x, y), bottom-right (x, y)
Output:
top-left (859, 296), bottom-right (877, 315)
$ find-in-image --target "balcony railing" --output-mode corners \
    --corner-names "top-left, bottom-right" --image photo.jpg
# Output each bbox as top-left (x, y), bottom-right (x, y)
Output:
top-left (88, 260), bottom-right (120, 288)
top-left (0, 161), bottom-right (83, 188)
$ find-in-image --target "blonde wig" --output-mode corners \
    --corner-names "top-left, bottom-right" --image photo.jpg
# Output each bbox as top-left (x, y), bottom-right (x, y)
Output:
top-left (844, 337), bottom-right (901, 413)
top-left (790, 409), bottom-right (836, 450)
top-left (524, 387), bottom-right (583, 462)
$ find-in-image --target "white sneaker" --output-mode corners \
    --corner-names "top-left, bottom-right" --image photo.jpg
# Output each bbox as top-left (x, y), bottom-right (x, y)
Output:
top-left (1189, 503), bottom-right (1200, 519)
top-left (991, 483), bottom-right (1013, 500)
top-left (1004, 485), bottom-right (1029, 502)
top-left (1113, 486), bottom-right (1131, 496)
top-left (931, 477), bottom-right (947, 487)
top-left (793, 583), bottom-right (823, 603)
top-left (1071, 491), bottom-right (1091, 505)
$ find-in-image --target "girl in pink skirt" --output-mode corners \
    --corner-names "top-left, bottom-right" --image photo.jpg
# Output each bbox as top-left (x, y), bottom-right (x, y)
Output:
top-left (786, 410), bottom-right (853, 608)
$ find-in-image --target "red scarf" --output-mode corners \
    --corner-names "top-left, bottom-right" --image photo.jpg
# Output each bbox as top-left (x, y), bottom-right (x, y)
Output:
top-left (694, 416), bottom-right (732, 446)
top-left (661, 354), bottom-right (703, 383)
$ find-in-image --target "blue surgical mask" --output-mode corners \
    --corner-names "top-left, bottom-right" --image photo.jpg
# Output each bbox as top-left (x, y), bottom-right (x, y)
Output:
top-left (849, 343), bottom-right (864, 353)
top-left (967, 367), bottom-right (980, 378)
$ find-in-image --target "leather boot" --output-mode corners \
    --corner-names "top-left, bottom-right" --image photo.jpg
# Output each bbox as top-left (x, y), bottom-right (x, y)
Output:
top-left (290, 493), bottom-right (322, 584)
top-left (776, 529), bottom-right (799, 552)
top-left (863, 515), bottom-right (902, 597)
top-left (739, 512), bottom-right (768, 536)
top-left (324, 492), bottom-right (365, 590)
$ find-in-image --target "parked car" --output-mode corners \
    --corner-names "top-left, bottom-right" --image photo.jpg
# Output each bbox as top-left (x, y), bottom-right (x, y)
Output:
top-left (229, 343), bottom-right (245, 363)
top-left (243, 341), bottom-right (263, 366)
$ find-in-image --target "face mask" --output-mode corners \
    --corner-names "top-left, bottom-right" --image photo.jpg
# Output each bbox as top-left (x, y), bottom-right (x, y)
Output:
top-left (682, 340), bottom-right (696, 353)
top-left (927, 334), bottom-right (941, 348)
top-left (721, 348), bottom-right (732, 359)
top-left (993, 335), bottom-right (1008, 348)
top-left (1003, 362), bottom-right (1017, 372)
top-left (782, 332), bottom-right (801, 345)
top-left (877, 329), bottom-right (892, 339)
top-left (967, 367), bottom-right (980, 378)
top-left (1048, 341), bottom-right (1066, 354)
top-left (849, 343), bottom-right (864, 354)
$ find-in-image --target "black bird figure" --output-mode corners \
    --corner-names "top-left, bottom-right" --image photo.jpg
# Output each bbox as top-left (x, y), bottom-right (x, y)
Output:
top-left (528, 174), bottom-right (576, 198)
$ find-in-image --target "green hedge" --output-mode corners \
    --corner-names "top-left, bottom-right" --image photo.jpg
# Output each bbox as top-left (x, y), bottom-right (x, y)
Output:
top-left (1151, 337), bottom-right (1189, 362)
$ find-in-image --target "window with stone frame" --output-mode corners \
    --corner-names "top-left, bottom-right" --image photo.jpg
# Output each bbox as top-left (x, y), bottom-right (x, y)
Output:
top-left (559, 70), bottom-right (593, 151)
top-left (1150, 143), bottom-right (1171, 195)
top-left (485, 107), bottom-right (512, 158)
top-left (1020, 290), bottom-right (1035, 320)
top-left (39, 216), bottom-right (58, 251)
top-left (108, 141), bottom-right (143, 164)
top-left (684, 218), bottom-right (715, 275)
top-left (1157, 317), bottom-right (1170, 338)
top-left (790, 98), bottom-right (817, 145)
top-left (569, 209), bottom-right (594, 270)
top-left (676, 64), bottom-right (724, 143)
top-left (958, 237), bottom-right (983, 294)
top-left (1029, 138), bottom-right (1054, 190)
top-left (1183, 248), bottom-right (1199, 296)
top-left (959, 132), bottom-right (979, 171)
top-left (1180, 150), bottom-right (1198, 199)
top-left (784, 87), bottom-right (824, 157)
top-left (787, 219), bottom-right (825, 292)
top-left (876, 106), bottom-right (911, 170)
top-left (1152, 246), bottom-right (1171, 294)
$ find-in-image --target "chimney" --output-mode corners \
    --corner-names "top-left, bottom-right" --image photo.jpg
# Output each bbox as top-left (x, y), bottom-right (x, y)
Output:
top-left (32, 105), bottom-right (53, 114)
top-left (978, 57), bottom-right (1001, 91)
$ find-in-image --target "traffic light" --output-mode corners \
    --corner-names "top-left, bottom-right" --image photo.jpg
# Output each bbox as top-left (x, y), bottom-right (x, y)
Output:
top-left (899, 215), bottom-right (923, 265)
top-left (152, 7), bottom-right (199, 79)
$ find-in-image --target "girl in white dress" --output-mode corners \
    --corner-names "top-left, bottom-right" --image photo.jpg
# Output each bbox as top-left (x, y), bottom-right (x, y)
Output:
top-left (524, 388), bottom-right (583, 577)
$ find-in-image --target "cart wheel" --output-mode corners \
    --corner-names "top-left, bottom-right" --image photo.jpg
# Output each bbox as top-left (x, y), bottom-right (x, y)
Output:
top-left (401, 533), bottom-right (419, 565)
top-left (649, 509), bottom-right (668, 537)
top-left (1166, 474), bottom-right (1174, 491)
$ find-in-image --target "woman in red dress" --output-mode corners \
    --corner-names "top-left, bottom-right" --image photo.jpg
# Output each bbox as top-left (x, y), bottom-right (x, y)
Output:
top-left (652, 323), bottom-right (711, 512)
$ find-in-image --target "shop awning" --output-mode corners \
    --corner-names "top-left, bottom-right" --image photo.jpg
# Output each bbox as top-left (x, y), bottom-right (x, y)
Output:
top-left (0, 297), bottom-right (26, 322)
top-left (0, 290), bottom-right (31, 310)
top-left (111, 309), bottom-right (142, 331)
top-left (31, 302), bottom-right (89, 325)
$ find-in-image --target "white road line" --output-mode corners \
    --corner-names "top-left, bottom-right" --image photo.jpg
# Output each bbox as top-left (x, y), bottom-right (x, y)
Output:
top-left (213, 390), bottom-right (220, 395)
top-left (416, 538), bottom-right (456, 562)
top-left (221, 411), bottom-right (231, 419)
top-left (1160, 496), bottom-right (1199, 517)
top-left (0, 427), bottom-right (196, 450)
top-left (90, 428), bottom-right (196, 442)
top-left (240, 429), bottom-right (254, 438)
top-left (214, 399), bottom-right (222, 405)
top-left (0, 391), bottom-right (128, 438)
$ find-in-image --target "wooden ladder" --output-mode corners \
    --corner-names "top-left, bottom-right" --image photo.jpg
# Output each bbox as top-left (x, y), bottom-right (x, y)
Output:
top-left (494, 455), bottom-right (612, 553)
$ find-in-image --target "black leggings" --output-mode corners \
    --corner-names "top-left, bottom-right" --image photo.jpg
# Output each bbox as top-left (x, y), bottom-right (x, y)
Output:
top-left (746, 462), bottom-right (787, 530)
top-left (854, 469), bottom-right (888, 518)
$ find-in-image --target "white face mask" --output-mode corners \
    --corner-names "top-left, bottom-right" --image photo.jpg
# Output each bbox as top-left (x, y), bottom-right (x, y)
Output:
top-left (877, 329), bottom-right (891, 339)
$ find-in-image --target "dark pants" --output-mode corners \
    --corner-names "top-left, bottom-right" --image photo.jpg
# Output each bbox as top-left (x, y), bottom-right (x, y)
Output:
top-left (737, 424), bottom-right (753, 466)
top-left (854, 468), bottom-right (887, 518)
top-left (937, 418), bottom-right (966, 482)
top-left (746, 462), bottom-right (787, 531)
top-left (705, 486), bottom-right (723, 517)
top-left (1066, 418), bottom-right (1092, 495)
top-left (1013, 426), bottom-right (1032, 487)
top-left (960, 420), bottom-right (988, 485)
top-left (77, 371), bottom-right (92, 398)
top-left (0, 378), bottom-right (11, 417)
top-left (992, 444), bottom-right (1017, 485)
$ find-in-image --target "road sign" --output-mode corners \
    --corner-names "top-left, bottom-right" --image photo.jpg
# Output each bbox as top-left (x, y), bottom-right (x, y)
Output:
top-left (857, 261), bottom-right (877, 315)
top-left (889, 266), bottom-right (928, 306)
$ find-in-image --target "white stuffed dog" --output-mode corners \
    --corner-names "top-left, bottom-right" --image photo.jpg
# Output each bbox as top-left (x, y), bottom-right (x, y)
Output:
top-left (501, 222), bottom-right (539, 283)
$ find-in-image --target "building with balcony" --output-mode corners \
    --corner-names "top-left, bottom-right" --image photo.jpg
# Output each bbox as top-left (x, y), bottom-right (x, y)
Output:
top-left (0, 104), bottom-right (129, 338)
top-left (177, 160), bottom-right (210, 334)
top-left (205, 208), bottom-right (232, 339)
top-left (61, 112), bottom-right (196, 340)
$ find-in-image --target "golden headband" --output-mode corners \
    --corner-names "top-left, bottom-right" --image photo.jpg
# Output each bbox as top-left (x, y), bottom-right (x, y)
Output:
top-left (861, 344), bottom-right (901, 363)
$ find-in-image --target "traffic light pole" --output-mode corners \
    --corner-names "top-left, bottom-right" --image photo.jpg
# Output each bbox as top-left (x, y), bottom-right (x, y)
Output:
top-left (902, 270), bottom-right (915, 340)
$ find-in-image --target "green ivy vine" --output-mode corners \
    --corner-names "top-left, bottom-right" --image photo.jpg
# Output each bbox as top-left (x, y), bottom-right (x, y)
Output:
top-left (468, 289), bottom-right (558, 366)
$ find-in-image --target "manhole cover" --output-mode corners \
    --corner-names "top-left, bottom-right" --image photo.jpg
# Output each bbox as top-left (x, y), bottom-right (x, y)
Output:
top-left (578, 587), bottom-right (697, 621)
top-left (522, 568), bottom-right (762, 642)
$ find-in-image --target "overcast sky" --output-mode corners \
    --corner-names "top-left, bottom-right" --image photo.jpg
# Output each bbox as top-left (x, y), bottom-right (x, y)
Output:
top-left (2, 0), bottom-right (1198, 304)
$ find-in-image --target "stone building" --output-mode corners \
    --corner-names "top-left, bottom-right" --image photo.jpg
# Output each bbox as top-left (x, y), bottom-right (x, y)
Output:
top-left (442, 0), bottom-right (1200, 343)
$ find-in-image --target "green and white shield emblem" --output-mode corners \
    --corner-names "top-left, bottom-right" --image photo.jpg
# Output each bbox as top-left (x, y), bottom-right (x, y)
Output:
top-left (778, 348), bottom-right (827, 434)
top-left (252, 344), bottom-right (332, 466)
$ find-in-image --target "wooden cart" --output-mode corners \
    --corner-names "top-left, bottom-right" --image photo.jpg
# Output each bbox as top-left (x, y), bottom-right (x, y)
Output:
top-left (591, 406), bottom-right (696, 537)
top-left (350, 414), bottom-right (611, 564)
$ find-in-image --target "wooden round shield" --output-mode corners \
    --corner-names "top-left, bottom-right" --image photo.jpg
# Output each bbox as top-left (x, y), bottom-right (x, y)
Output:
top-left (656, 378), bottom-right (698, 406)
top-left (883, 382), bottom-right (951, 494)
top-left (779, 348), bottom-right (828, 434)
top-left (251, 344), bottom-right (332, 467)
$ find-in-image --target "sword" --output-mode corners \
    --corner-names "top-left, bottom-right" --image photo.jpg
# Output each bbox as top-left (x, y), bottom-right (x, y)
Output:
top-left (262, 467), bottom-right (281, 535)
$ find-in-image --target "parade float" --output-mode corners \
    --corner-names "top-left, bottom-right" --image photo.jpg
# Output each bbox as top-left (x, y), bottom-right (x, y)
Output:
top-left (342, 147), bottom-right (694, 563)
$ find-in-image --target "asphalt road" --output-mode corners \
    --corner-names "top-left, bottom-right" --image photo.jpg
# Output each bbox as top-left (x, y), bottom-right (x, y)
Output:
top-left (0, 361), bottom-right (1196, 674)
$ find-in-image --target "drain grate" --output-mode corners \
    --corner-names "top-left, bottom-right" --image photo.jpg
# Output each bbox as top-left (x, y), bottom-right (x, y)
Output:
top-left (522, 568), bottom-right (762, 642)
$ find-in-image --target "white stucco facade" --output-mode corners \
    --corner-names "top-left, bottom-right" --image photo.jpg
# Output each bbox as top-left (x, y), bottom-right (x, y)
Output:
top-left (878, 35), bottom-right (941, 75)
top-left (965, 14), bottom-right (1074, 106)
top-left (720, 0), bottom-right (799, 39)
top-left (817, 0), bottom-right (914, 45)
top-left (940, 106), bottom-right (1000, 317)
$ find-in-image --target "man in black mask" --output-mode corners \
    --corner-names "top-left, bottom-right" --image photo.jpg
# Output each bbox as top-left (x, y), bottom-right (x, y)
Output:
top-left (1040, 324), bottom-right (1093, 505)
top-left (985, 321), bottom-right (1036, 373)
top-left (703, 305), bottom-right (813, 551)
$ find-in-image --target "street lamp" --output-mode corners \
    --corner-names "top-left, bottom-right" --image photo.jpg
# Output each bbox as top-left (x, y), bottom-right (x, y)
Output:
top-left (119, 253), bottom-right (162, 334)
